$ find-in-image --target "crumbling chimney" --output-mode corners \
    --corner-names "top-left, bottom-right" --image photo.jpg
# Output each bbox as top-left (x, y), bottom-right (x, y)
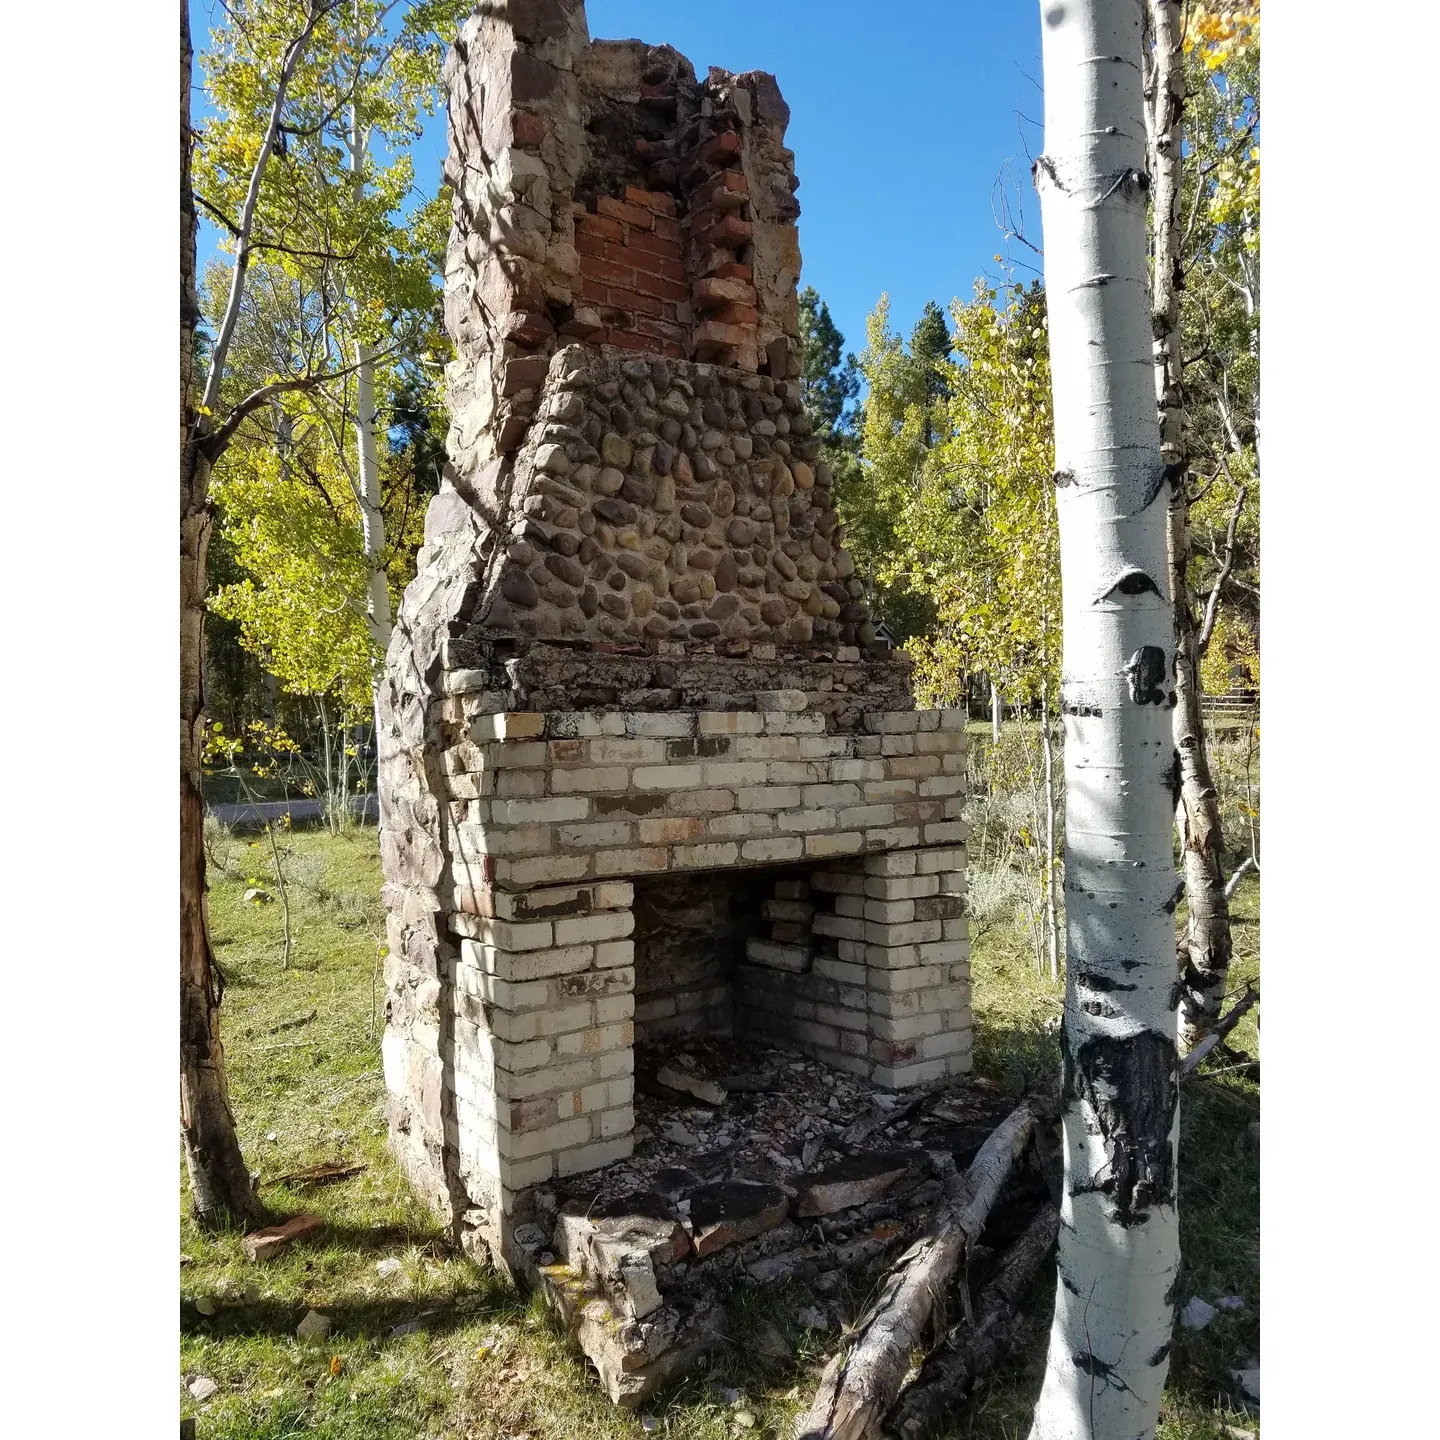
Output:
top-left (377, 6), bottom-right (973, 1382)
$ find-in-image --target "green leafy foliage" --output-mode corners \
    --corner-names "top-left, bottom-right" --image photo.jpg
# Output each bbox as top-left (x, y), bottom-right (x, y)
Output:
top-left (798, 285), bottom-right (860, 445)
top-left (209, 448), bottom-right (383, 710)
top-left (842, 285), bottom-right (1058, 706)
top-left (1177, 2), bottom-right (1261, 679)
top-left (194, 0), bottom-right (467, 722)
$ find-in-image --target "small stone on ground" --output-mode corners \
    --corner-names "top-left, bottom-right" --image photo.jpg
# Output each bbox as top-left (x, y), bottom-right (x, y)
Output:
top-left (1181, 1296), bottom-right (1217, 1329)
top-left (754, 1323), bottom-right (792, 1360)
top-left (296, 1308), bottom-right (332, 1340)
top-left (656, 1063), bottom-right (728, 1106)
top-left (187, 1376), bottom-right (218, 1402)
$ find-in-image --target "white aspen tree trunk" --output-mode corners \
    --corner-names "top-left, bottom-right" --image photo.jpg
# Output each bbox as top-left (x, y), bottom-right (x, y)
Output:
top-left (1028, 2), bottom-right (1181, 1436)
top-left (992, 679), bottom-right (1003, 747)
top-left (348, 46), bottom-right (391, 674)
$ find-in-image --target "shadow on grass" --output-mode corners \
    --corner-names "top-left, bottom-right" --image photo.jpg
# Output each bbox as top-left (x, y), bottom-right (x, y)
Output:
top-left (180, 1285), bottom-right (520, 1344)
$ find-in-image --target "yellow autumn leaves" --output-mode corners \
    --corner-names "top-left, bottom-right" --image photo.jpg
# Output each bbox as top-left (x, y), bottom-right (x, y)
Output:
top-left (1186, 1), bottom-right (1260, 71)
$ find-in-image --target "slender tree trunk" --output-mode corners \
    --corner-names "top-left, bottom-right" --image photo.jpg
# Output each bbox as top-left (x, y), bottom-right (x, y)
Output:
top-left (991, 679), bottom-right (1002, 748)
top-left (180, 0), bottom-right (267, 1231)
top-left (265, 820), bottom-right (293, 970)
top-left (1028, 2), bottom-right (1180, 1435)
top-left (1145, 0), bottom-right (1236, 1049)
top-left (1041, 681), bottom-right (1060, 982)
top-left (348, 29), bottom-right (392, 678)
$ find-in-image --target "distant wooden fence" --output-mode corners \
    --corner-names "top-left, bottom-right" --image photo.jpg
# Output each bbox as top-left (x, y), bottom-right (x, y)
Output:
top-left (1200, 690), bottom-right (1258, 720)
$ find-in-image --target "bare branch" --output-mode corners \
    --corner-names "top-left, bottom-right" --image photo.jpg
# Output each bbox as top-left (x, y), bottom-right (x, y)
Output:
top-left (195, 193), bottom-right (242, 236)
top-left (1180, 987), bottom-right (1258, 1078)
top-left (202, 0), bottom-right (342, 415)
top-left (201, 335), bottom-right (407, 459)
top-left (1223, 854), bottom-right (1257, 902)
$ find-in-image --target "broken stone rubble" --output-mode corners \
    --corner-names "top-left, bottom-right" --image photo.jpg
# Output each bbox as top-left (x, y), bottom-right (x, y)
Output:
top-left (500, 1037), bottom-right (1025, 1406)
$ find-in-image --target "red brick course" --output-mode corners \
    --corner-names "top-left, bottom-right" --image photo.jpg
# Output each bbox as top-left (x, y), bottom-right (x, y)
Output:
top-left (577, 189), bottom-right (693, 358)
top-left (572, 107), bottom-right (766, 367)
top-left (622, 185), bottom-right (677, 217)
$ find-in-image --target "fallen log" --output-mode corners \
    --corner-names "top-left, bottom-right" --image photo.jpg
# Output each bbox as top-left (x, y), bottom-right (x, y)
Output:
top-left (884, 1203), bottom-right (1060, 1439)
top-left (792, 1099), bottom-right (1046, 1440)
top-left (1180, 987), bottom-right (1259, 1079)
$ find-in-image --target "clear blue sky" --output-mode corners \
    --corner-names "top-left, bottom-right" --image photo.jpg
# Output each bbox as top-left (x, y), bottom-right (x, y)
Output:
top-left (195, 0), bottom-right (1045, 361)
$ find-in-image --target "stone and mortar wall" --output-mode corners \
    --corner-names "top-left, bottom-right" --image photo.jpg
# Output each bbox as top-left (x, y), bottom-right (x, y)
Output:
top-left (436, 705), bottom-right (967, 898)
top-left (737, 854), bottom-right (972, 1087)
top-left (448, 343), bottom-right (871, 653)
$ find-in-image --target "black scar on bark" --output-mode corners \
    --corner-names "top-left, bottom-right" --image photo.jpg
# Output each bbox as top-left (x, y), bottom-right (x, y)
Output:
top-left (1077, 971), bottom-right (1137, 993)
top-left (1132, 461), bottom-right (1168, 515)
top-left (1162, 879), bottom-right (1186, 914)
top-left (1124, 646), bottom-right (1168, 705)
top-left (1064, 1032), bottom-right (1178, 1226)
top-left (1105, 570), bottom-right (1162, 599)
top-left (1148, 1341), bottom-right (1172, 1367)
top-left (1167, 752), bottom-right (1182, 809)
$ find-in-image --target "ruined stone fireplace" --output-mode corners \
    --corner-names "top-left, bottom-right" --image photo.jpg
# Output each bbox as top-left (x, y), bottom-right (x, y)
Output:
top-left (375, 0), bottom-right (975, 1404)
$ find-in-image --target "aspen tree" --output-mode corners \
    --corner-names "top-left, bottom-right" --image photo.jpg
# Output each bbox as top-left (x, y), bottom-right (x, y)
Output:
top-left (1027, 1), bottom-right (1181, 1433)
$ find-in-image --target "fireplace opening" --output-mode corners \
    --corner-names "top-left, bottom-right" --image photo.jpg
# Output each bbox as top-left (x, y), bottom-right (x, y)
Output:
top-left (633, 857), bottom-right (971, 1082)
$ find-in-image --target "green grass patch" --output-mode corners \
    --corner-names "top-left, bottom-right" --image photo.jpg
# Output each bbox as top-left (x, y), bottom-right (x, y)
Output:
top-left (184, 821), bottom-right (1259, 1439)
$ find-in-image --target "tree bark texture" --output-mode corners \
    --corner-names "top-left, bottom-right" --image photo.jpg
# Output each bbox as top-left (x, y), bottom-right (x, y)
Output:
top-left (885, 1204), bottom-right (1062, 1440)
top-left (794, 1102), bottom-right (1043, 1440)
top-left (180, 0), bottom-right (267, 1231)
top-left (1145, 0), bottom-right (1237, 1051)
top-left (1028, 3), bottom-right (1181, 1436)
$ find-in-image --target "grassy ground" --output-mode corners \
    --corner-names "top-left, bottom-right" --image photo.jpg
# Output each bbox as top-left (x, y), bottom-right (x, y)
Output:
top-left (183, 802), bottom-right (1260, 1439)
